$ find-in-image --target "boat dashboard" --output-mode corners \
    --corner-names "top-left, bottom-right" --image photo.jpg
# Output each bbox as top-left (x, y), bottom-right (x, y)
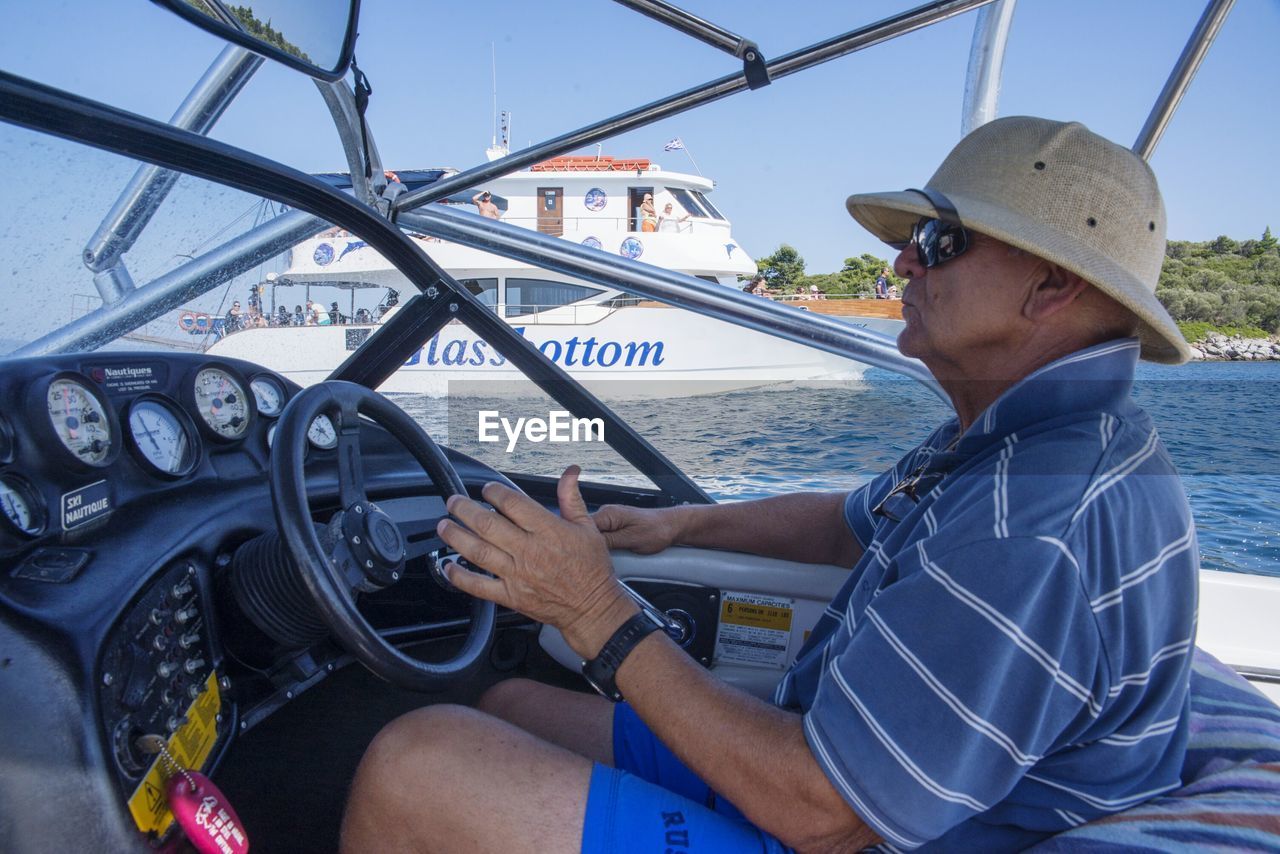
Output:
top-left (0, 350), bottom-right (511, 848)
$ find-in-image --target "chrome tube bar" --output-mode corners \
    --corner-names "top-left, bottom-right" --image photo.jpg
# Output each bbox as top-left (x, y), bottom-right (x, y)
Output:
top-left (398, 206), bottom-right (943, 396)
top-left (1133, 0), bottom-right (1234, 161)
top-left (393, 0), bottom-right (995, 215)
top-left (315, 78), bottom-right (386, 207)
top-left (961, 0), bottom-right (1017, 136)
top-left (18, 210), bottom-right (323, 357)
top-left (612, 0), bottom-right (752, 57)
top-left (82, 45), bottom-right (263, 275)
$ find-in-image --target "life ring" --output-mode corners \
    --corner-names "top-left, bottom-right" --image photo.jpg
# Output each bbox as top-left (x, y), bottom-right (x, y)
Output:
top-left (178, 311), bottom-right (196, 331)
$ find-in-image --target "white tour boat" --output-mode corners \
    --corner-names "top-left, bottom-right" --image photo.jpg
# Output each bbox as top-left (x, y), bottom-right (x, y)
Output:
top-left (205, 158), bottom-right (906, 398)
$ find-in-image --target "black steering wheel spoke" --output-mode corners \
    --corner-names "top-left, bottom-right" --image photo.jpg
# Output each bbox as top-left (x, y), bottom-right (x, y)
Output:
top-left (270, 381), bottom-right (495, 690)
top-left (335, 399), bottom-right (367, 510)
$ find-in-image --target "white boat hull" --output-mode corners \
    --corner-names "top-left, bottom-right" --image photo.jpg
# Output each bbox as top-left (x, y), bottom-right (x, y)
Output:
top-left (207, 306), bottom-right (904, 399)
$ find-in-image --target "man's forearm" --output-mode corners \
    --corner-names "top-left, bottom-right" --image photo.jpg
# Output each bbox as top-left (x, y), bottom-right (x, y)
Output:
top-left (669, 492), bottom-right (862, 566)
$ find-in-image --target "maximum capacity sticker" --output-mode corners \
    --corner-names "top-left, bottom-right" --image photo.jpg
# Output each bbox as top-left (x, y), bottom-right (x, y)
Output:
top-left (714, 591), bottom-right (794, 669)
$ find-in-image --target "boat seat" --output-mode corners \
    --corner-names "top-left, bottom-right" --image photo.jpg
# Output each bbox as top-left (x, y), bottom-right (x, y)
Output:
top-left (1029, 647), bottom-right (1280, 850)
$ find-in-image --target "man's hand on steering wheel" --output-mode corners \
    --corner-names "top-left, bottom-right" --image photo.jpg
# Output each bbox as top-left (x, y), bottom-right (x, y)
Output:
top-left (437, 465), bottom-right (639, 660)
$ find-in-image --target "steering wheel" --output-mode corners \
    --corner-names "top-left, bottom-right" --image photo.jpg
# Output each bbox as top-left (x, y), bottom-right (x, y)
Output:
top-left (270, 380), bottom-right (495, 690)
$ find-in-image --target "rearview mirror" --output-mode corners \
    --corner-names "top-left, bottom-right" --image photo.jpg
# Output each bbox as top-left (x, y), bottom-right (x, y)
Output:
top-left (151, 0), bottom-right (359, 82)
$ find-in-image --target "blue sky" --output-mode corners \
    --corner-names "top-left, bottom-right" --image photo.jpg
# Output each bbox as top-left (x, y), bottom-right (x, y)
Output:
top-left (1, 0), bottom-right (1276, 275)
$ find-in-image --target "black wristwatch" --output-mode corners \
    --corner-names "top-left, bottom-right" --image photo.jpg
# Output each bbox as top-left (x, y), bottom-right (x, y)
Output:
top-left (581, 608), bottom-right (666, 702)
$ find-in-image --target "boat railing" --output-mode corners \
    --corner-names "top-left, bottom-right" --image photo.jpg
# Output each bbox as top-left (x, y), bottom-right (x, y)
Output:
top-left (771, 293), bottom-right (901, 302)
top-left (470, 215), bottom-right (730, 236)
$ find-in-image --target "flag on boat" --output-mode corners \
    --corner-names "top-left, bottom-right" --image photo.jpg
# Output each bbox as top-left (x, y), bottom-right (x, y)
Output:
top-left (664, 138), bottom-right (685, 151)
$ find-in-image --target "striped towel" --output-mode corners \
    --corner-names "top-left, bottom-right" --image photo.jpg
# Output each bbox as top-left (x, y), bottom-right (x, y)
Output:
top-left (1031, 648), bottom-right (1280, 851)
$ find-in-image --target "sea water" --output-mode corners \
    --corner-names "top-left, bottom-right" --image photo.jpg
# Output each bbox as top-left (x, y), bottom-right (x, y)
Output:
top-left (394, 361), bottom-right (1280, 578)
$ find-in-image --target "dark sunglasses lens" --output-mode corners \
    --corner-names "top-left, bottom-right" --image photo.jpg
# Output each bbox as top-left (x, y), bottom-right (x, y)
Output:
top-left (914, 218), bottom-right (939, 267)
top-left (914, 218), bottom-right (967, 268)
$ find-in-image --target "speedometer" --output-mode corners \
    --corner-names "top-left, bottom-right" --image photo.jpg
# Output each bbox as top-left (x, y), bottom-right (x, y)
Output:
top-left (46, 376), bottom-right (114, 466)
top-left (127, 397), bottom-right (198, 477)
top-left (191, 366), bottom-right (251, 440)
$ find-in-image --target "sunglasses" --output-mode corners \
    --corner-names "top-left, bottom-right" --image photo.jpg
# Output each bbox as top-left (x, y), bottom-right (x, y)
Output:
top-left (911, 217), bottom-right (970, 269)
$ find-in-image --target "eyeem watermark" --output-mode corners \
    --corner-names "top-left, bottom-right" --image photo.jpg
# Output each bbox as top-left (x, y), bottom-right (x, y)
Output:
top-left (478, 410), bottom-right (605, 452)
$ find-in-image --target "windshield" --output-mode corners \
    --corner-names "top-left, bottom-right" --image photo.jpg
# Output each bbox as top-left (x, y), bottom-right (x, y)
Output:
top-left (0, 127), bottom-right (313, 355)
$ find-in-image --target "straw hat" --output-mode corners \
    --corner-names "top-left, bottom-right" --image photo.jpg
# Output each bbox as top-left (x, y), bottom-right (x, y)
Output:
top-left (846, 116), bottom-right (1189, 363)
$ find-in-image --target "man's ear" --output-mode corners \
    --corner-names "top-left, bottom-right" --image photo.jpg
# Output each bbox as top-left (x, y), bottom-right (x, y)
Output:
top-left (1023, 265), bottom-right (1089, 322)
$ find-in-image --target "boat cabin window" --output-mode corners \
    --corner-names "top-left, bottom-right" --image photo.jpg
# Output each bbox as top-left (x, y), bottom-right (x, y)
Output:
top-left (666, 188), bottom-right (709, 219)
top-left (459, 277), bottom-right (498, 308)
top-left (691, 190), bottom-right (725, 220)
top-left (504, 278), bottom-right (603, 317)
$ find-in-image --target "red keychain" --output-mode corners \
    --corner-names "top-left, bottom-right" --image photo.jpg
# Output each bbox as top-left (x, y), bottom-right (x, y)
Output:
top-left (166, 770), bottom-right (250, 854)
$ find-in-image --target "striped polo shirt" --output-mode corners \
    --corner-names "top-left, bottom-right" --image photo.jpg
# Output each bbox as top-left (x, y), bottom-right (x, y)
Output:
top-left (773, 338), bottom-right (1198, 851)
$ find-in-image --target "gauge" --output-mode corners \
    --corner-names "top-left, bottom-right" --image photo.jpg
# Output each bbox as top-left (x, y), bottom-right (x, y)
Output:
top-left (250, 375), bottom-right (286, 418)
top-left (46, 376), bottom-right (114, 466)
top-left (266, 416), bottom-right (337, 451)
top-left (307, 414), bottom-right (338, 450)
top-left (0, 475), bottom-right (44, 536)
top-left (127, 397), bottom-right (198, 477)
top-left (191, 366), bottom-right (251, 440)
top-left (0, 415), bottom-right (14, 464)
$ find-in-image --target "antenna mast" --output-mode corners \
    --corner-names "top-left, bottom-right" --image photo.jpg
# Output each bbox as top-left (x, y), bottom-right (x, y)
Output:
top-left (485, 45), bottom-right (510, 161)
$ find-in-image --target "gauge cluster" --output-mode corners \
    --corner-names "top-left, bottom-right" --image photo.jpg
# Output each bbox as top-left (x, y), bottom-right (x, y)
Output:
top-left (0, 355), bottom-right (332, 546)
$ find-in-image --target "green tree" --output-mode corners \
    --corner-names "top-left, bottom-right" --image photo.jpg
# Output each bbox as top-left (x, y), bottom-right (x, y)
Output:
top-left (1210, 235), bottom-right (1239, 255)
top-left (1156, 231), bottom-right (1280, 335)
top-left (755, 244), bottom-right (806, 290)
top-left (1257, 226), bottom-right (1277, 257)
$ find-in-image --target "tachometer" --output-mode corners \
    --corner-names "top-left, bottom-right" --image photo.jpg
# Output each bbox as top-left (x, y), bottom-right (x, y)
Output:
top-left (191, 366), bottom-right (251, 440)
top-left (127, 397), bottom-right (198, 477)
top-left (46, 376), bottom-right (114, 465)
top-left (250, 375), bottom-right (286, 417)
top-left (0, 475), bottom-right (44, 536)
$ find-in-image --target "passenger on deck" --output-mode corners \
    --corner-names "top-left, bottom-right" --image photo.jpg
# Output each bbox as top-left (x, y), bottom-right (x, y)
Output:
top-left (657, 202), bottom-right (689, 233)
top-left (471, 191), bottom-right (500, 220)
top-left (225, 300), bottom-right (242, 332)
top-left (293, 304), bottom-right (304, 326)
top-left (344, 117), bottom-right (1198, 853)
top-left (330, 302), bottom-right (343, 325)
top-left (275, 306), bottom-right (290, 326)
top-left (639, 194), bottom-right (657, 232)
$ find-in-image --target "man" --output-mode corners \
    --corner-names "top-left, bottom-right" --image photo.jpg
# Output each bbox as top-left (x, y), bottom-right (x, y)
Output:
top-left (342, 117), bottom-right (1198, 852)
top-left (875, 267), bottom-right (891, 298)
top-left (657, 201), bottom-right (690, 232)
top-left (472, 190), bottom-right (500, 219)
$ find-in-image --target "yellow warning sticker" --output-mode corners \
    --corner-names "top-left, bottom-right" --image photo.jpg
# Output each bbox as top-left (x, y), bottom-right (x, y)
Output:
top-left (715, 592), bottom-right (795, 669)
top-left (721, 598), bottom-right (793, 632)
top-left (127, 672), bottom-right (221, 836)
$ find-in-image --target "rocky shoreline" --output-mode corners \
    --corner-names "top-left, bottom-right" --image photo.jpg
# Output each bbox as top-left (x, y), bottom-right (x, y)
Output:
top-left (1188, 332), bottom-right (1280, 361)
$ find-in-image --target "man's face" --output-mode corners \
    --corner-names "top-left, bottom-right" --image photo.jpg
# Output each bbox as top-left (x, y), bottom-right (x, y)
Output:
top-left (893, 231), bottom-right (1048, 375)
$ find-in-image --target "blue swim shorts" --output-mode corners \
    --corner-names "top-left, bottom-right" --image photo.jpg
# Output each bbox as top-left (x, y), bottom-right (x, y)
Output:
top-left (581, 702), bottom-right (792, 854)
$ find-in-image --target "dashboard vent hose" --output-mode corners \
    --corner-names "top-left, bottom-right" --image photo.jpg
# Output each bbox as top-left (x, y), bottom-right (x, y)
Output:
top-left (228, 529), bottom-right (330, 648)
